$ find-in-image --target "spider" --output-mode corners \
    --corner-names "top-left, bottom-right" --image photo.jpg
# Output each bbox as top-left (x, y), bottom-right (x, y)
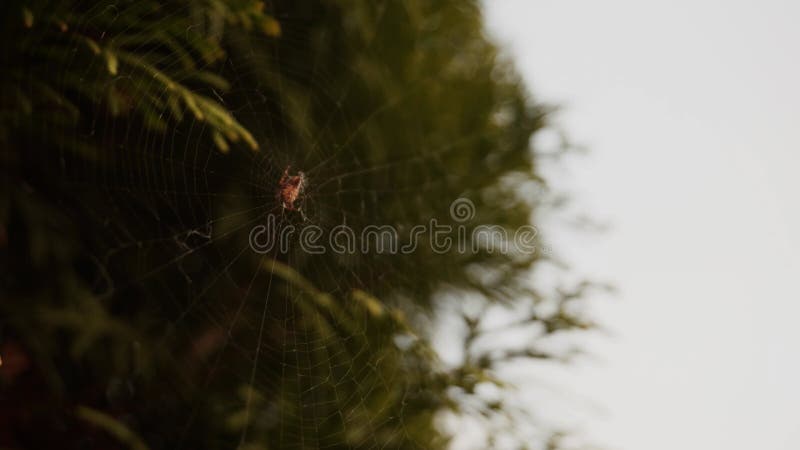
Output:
top-left (277, 166), bottom-right (307, 219)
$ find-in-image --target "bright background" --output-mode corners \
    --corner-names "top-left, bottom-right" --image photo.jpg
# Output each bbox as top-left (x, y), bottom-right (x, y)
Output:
top-left (483, 1), bottom-right (800, 449)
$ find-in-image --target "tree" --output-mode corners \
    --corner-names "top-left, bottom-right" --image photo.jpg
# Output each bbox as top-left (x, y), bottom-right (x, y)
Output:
top-left (0, 1), bottom-right (594, 449)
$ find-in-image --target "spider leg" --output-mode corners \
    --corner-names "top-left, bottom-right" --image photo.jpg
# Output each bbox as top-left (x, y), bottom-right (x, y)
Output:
top-left (298, 207), bottom-right (308, 223)
top-left (278, 167), bottom-right (290, 185)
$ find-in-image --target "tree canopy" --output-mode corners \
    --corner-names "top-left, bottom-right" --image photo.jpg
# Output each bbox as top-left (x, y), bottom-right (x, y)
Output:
top-left (0, 1), bottom-right (593, 449)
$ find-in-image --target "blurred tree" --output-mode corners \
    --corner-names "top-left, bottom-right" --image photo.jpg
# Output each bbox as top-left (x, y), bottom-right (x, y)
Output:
top-left (0, 1), bottom-right (594, 449)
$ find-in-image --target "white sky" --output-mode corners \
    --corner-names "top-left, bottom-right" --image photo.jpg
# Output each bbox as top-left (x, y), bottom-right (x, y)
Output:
top-left (483, 1), bottom-right (800, 449)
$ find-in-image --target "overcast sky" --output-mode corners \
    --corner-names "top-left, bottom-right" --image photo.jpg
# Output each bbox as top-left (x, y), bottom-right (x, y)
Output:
top-left (483, 1), bottom-right (800, 449)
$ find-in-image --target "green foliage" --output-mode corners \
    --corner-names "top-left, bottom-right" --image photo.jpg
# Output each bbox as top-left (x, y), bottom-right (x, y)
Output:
top-left (1, 0), bottom-right (263, 155)
top-left (0, 1), bottom-right (594, 449)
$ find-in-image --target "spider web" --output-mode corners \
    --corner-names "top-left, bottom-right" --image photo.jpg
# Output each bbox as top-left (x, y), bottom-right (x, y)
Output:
top-left (21, 1), bottom-right (584, 449)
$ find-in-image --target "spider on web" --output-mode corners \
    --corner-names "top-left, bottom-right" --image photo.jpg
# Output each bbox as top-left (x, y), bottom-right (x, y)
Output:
top-left (276, 165), bottom-right (307, 221)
